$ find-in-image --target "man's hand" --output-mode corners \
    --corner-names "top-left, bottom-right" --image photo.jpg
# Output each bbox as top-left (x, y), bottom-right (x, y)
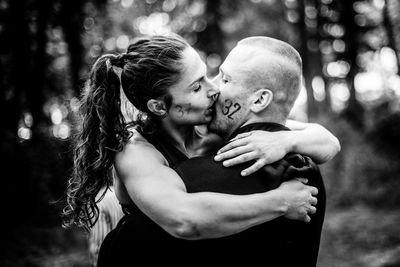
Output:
top-left (214, 130), bottom-right (292, 176)
top-left (277, 178), bottom-right (318, 223)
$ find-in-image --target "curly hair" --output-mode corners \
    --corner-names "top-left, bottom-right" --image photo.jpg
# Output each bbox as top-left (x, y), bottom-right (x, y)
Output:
top-left (62, 34), bottom-right (189, 230)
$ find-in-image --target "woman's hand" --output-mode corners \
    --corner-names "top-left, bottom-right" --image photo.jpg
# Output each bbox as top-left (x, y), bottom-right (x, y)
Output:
top-left (214, 121), bottom-right (341, 176)
top-left (214, 130), bottom-right (292, 176)
top-left (277, 178), bottom-right (318, 223)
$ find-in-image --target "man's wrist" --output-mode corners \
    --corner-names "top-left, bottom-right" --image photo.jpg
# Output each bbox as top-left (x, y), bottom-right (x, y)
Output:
top-left (284, 130), bottom-right (298, 155)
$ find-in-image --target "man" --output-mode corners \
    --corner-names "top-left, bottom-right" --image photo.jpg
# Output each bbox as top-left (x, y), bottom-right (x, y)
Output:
top-left (173, 36), bottom-right (326, 266)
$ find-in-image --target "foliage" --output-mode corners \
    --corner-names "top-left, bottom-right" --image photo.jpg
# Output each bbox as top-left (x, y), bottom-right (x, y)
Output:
top-left (320, 112), bottom-right (400, 209)
top-left (0, 0), bottom-right (399, 266)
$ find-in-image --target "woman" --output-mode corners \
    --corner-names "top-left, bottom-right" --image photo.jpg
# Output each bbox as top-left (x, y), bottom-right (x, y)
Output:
top-left (63, 34), bottom-right (338, 259)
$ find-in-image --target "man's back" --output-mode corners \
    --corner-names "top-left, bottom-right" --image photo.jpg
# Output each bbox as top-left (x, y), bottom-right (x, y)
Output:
top-left (174, 123), bottom-right (326, 266)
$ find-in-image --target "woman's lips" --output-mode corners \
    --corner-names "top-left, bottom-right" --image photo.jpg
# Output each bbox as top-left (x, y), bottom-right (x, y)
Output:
top-left (205, 107), bottom-right (214, 116)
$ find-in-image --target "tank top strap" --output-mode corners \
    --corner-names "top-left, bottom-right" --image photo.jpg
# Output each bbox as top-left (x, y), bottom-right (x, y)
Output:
top-left (120, 130), bottom-right (189, 215)
top-left (140, 130), bottom-right (189, 168)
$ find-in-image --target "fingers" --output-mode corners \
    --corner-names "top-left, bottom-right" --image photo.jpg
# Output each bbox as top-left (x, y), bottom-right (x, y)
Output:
top-left (308, 206), bottom-right (317, 215)
top-left (217, 137), bottom-right (248, 154)
top-left (229, 132), bottom-right (252, 142)
top-left (240, 159), bottom-right (266, 176)
top-left (220, 152), bottom-right (258, 167)
top-left (304, 215), bottom-right (311, 223)
top-left (310, 196), bottom-right (318, 206)
top-left (310, 186), bottom-right (318, 196)
top-left (214, 145), bottom-right (252, 162)
top-left (295, 178), bottom-right (308, 184)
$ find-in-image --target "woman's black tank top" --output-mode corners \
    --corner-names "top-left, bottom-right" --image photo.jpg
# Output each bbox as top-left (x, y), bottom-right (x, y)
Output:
top-left (120, 130), bottom-right (188, 215)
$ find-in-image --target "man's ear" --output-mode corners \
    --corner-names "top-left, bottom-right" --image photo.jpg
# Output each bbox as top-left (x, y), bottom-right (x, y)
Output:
top-left (250, 88), bottom-right (273, 113)
top-left (147, 99), bottom-right (167, 118)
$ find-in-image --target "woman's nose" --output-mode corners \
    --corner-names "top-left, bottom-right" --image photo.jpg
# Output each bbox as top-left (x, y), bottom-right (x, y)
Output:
top-left (206, 79), bottom-right (220, 99)
top-left (209, 91), bottom-right (220, 101)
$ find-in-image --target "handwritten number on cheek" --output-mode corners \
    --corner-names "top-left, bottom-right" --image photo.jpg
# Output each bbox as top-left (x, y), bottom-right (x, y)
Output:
top-left (227, 103), bottom-right (241, 119)
top-left (222, 100), bottom-right (232, 115)
top-left (176, 105), bottom-right (184, 117)
top-left (222, 100), bottom-right (241, 120)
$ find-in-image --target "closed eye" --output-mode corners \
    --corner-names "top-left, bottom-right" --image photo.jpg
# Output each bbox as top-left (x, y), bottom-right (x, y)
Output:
top-left (194, 83), bottom-right (202, 92)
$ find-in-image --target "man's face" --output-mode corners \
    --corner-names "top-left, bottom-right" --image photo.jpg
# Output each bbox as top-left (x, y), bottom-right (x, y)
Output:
top-left (208, 46), bottom-right (253, 138)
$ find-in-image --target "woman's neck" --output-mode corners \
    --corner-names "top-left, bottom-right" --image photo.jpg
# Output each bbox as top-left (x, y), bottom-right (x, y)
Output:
top-left (159, 119), bottom-right (195, 155)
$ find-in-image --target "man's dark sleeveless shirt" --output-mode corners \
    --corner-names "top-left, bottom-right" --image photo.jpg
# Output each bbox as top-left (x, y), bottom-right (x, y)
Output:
top-left (173, 122), bottom-right (326, 266)
top-left (98, 123), bottom-right (326, 267)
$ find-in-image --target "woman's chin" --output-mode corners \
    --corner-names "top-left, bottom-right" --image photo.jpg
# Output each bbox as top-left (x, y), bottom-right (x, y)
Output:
top-left (203, 108), bottom-right (215, 121)
top-left (191, 117), bottom-right (212, 126)
top-left (204, 114), bottom-right (214, 122)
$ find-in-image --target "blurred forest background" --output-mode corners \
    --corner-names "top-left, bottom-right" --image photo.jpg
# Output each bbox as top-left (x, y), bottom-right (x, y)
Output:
top-left (1, 0), bottom-right (400, 266)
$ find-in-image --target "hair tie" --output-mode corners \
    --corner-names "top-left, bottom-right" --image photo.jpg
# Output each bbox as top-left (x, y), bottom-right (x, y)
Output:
top-left (110, 52), bottom-right (139, 69)
top-left (109, 54), bottom-right (125, 69)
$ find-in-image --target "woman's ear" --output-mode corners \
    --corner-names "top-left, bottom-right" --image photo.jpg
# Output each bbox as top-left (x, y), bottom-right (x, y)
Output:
top-left (147, 99), bottom-right (167, 118)
top-left (250, 88), bottom-right (273, 113)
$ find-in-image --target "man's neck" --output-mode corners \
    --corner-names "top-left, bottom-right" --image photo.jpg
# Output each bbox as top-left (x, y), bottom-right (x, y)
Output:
top-left (241, 116), bottom-right (286, 128)
top-left (226, 120), bottom-right (290, 141)
top-left (224, 115), bottom-right (287, 141)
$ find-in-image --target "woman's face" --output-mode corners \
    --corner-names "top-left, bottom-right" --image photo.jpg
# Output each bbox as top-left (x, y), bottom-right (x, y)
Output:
top-left (166, 47), bottom-right (220, 125)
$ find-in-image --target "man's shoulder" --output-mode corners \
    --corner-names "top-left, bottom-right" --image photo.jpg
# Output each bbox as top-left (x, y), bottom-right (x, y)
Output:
top-left (175, 155), bottom-right (229, 172)
top-left (174, 154), bottom-right (244, 182)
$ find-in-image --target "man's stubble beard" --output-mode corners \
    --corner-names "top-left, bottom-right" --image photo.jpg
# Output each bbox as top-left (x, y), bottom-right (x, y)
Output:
top-left (207, 113), bottom-right (225, 137)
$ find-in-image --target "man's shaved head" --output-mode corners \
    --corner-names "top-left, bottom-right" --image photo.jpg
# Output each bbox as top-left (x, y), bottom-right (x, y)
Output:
top-left (236, 36), bottom-right (302, 118)
top-left (209, 36), bottom-right (303, 138)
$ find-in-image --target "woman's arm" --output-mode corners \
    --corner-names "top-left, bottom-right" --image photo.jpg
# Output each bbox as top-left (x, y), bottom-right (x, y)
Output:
top-left (214, 120), bottom-right (341, 176)
top-left (285, 120), bottom-right (341, 162)
top-left (115, 138), bottom-right (318, 240)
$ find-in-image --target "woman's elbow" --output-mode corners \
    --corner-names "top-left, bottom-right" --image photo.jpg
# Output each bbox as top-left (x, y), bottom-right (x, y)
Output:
top-left (322, 135), bottom-right (341, 162)
top-left (330, 136), bottom-right (341, 158)
top-left (169, 221), bottom-right (202, 240)
top-left (334, 136), bottom-right (341, 154)
top-left (161, 210), bottom-right (205, 240)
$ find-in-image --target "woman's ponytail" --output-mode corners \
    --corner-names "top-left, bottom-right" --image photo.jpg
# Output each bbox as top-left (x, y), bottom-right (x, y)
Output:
top-left (62, 34), bottom-right (189, 231)
top-left (62, 54), bottom-right (131, 231)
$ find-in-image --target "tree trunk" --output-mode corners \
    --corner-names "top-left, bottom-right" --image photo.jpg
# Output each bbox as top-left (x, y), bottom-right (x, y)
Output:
top-left (28, 0), bottom-right (52, 136)
top-left (340, 0), bottom-right (365, 129)
top-left (5, 0), bottom-right (32, 136)
top-left (297, 0), bottom-right (318, 119)
top-left (196, 0), bottom-right (225, 76)
top-left (384, 0), bottom-right (400, 74)
top-left (315, 0), bottom-right (331, 114)
top-left (60, 0), bottom-right (85, 95)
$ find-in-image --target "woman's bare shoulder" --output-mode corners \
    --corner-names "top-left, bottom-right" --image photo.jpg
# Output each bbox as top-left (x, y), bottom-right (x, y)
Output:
top-left (127, 128), bottom-right (148, 144)
top-left (115, 129), bottom-right (168, 169)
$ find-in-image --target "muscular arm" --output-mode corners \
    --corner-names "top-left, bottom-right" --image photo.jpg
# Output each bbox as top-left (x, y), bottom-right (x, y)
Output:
top-left (115, 138), bottom-right (316, 240)
top-left (215, 120), bottom-right (341, 175)
top-left (285, 120), bottom-right (341, 163)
